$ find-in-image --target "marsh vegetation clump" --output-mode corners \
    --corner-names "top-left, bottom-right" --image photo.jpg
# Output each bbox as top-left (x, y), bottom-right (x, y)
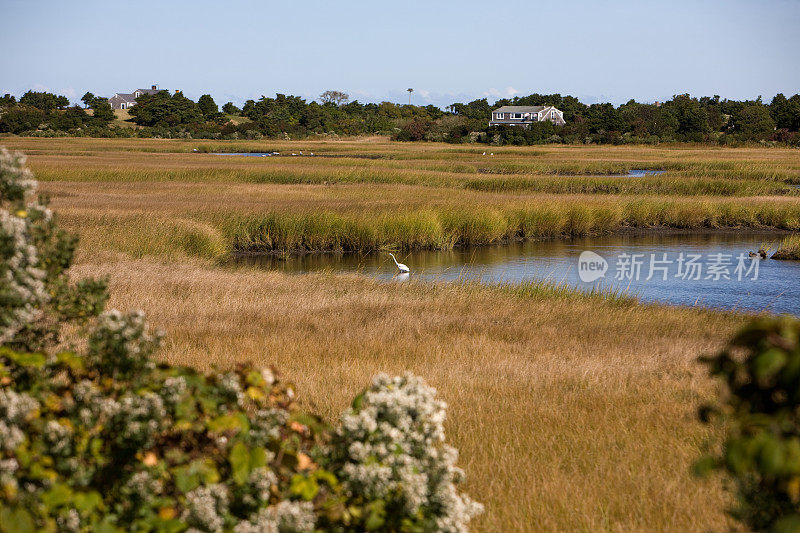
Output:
top-left (772, 234), bottom-right (800, 260)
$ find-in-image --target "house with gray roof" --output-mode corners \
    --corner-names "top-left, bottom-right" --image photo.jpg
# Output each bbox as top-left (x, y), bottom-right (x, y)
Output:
top-left (489, 105), bottom-right (565, 128)
top-left (108, 85), bottom-right (165, 110)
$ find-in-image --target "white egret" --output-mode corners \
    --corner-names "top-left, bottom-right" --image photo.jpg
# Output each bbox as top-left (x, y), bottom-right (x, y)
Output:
top-left (388, 253), bottom-right (410, 273)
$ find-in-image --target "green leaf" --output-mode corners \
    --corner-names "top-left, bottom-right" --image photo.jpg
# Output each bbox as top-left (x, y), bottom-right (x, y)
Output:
top-left (173, 465), bottom-right (200, 493)
top-left (0, 505), bottom-right (36, 533)
top-left (41, 483), bottom-right (73, 509)
top-left (250, 446), bottom-right (268, 470)
top-left (772, 514), bottom-right (800, 533)
top-left (290, 474), bottom-right (319, 501)
top-left (4, 350), bottom-right (46, 368)
top-left (754, 348), bottom-right (787, 381)
top-left (56, 351), bottom-right (84, 370)
top-left (351, 392), bottom-right (365, 411)
top-left (208, 413), bottom-right (249, 434)
top-left (230, 442), bottom-right (251, 485)
top-left (73, 491), bottom-right (103, 514)
top-left (759, 437), bottom-right (785, 476)
top-left (364, 500), bottom-right (386, 531)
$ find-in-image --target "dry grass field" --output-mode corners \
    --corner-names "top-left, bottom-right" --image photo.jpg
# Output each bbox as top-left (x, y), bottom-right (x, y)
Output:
top-left (3, 136), bottom-right (796, 530)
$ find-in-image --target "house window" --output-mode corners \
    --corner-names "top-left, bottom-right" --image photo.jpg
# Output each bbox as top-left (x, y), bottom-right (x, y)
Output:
top-left (495, 113), bottom-right (503, 120)
top-left (511, 113), bottom-right (522, 119)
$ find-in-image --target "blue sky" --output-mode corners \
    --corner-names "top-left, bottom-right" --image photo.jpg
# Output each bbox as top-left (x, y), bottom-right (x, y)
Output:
top-left (1, 0), bottom-right (798, 108)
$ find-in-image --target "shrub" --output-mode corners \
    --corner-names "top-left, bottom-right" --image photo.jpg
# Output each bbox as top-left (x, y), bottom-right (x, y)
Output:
top-left (698, 316), bottom-right (800, 531)
top-left (0, 147), bottom-right (481, 532)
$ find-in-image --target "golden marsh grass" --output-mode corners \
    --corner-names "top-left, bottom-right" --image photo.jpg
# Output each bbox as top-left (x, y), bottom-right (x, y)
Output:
top-left (3, 137), bottom-right (792, 530)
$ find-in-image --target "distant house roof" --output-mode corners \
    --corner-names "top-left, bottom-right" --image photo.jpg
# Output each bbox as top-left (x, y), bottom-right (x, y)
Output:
top-left (493, 106), bottom-right (547, 113)
top-left (135, 88), bottom-right (161, 96)
top-left (110, 93), bottom-right (137, 103)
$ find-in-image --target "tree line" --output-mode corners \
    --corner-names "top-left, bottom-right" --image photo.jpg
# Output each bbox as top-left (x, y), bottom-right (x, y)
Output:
top-left (1, 88), bottom-right (799, 146)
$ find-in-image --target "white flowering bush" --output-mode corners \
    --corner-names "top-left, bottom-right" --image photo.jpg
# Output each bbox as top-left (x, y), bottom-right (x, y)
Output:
top-left (0, 147), bottom-right (107, 350)
top-left (331, 374), bottom-right (483, 532)
top-left (0, 148), bottom-right (480, 532)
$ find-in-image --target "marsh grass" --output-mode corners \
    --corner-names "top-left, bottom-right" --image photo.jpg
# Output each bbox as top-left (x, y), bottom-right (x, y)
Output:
top-left (4, 137), bottom-right (779, 530)
top-left (773, 234), bottom-right (800, 260)
top-left (66, 256), bottom-right (745, 532)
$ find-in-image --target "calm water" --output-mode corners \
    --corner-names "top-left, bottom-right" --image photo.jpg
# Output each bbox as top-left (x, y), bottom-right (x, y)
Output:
top-left (627, 169), bottom-right (665, 177)
top-left (235, 233), bottom-right (800, 315)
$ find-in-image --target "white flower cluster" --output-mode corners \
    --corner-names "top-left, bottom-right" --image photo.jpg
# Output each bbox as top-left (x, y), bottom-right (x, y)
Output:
top-left (56, 508), bottom-right (81, 533)
top-left (115, 391), bottom-right (167, 447)
top-left (219, 372), bottom-right (245, 408)
top-left (0, 457), bottom-right (20, 496)
top-left (336, 373), bottom-right (483, 533)
top-left (0, 389), bottom-right (39, 452)
top-left (0, 148), bottom-right (50, 344)
top-left (183, 483), bottom-right (230, 532)
top-left (240, 467), bottom-right (278, 508)
top-left (71, 379), bottom-right (123, 426)
top-left (43, 420), bottom-right (73, 456)
top-left (0, 148), bottom-right (37, 202)
top-left (123, 470), bottom-right (164, 505)
top-left (234, 501), bottom-right (316, 533)
top-left (88, 309), bottom-right (163, 373)
top-left (162, 375), bottom-right (188, 407)
top-left (250, 408), bottom-right (288, 443)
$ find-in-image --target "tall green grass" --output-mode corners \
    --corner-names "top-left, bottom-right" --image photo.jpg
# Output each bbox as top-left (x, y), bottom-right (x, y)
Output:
top-left (217, 199), bottom-right (800, 255)
top-left (772, 234), bottom-right (800, 260)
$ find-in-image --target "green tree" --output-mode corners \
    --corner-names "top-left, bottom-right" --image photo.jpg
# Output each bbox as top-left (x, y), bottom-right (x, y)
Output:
top-left (197, 94), bottom-right (218, 116)
top-left (319, 90), bottom-right (349, 106)
top-left (731, 104), bottom-right (776, 139)
top-left (222, 101), bottom-right (240, 115)
top-left (19, 90), bottom-right (60, 111)
top-left (771, 94), bottom-right (800, 131)
top-left (81, 92), bottom-right (95, 108)
top-left (128, 91), bottom-right (202, 127)
top-left (663, 94), bottom-right (710, 137)
top-left (91, 102), bottom-right (115, 124)
top-left (0, 94), bottom-right (16, 107)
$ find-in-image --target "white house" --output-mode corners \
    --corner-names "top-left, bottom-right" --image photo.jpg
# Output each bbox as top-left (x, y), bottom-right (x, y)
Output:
top-left (107, 85), bottom-right (165, 110)
top-left (489, 105), bottom-right (565, 127)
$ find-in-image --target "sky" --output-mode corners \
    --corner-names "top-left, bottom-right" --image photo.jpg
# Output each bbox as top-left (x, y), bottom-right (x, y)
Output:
top-left (1, 0), bottom-right (799, 109)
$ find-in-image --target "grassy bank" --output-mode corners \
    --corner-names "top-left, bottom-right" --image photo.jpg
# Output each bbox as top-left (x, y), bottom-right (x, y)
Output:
top-left (69, 255), bottom-right (743, 532)
top-left (47, 182), bottom-right (800, 257)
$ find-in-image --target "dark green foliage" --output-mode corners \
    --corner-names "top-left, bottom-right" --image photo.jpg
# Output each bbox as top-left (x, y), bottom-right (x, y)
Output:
top-left (699, 317), bottom-right (800, 531)
top-left (81, 92), bottom-right (95, 108)
top-left (128, 91), bottom-right (203, 127)
top-left (0, 94), bottom-right (16, 107)
top-left (91, 102), bottom-right (115, 124)
top-left (221, 102), bottom-right (240, 115)
top-left (3, 88), bottom-right (800, 143)
top-left (771, 94), bottom-right (800, 132)
top-left (0, 106), bottom-right (47, 134)
top-left (197, 94), bottom-right (219, 117)
top-left (18, 91), bottom-right (68, 111)
top-left (731, 104), bottom-right (776, 140)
